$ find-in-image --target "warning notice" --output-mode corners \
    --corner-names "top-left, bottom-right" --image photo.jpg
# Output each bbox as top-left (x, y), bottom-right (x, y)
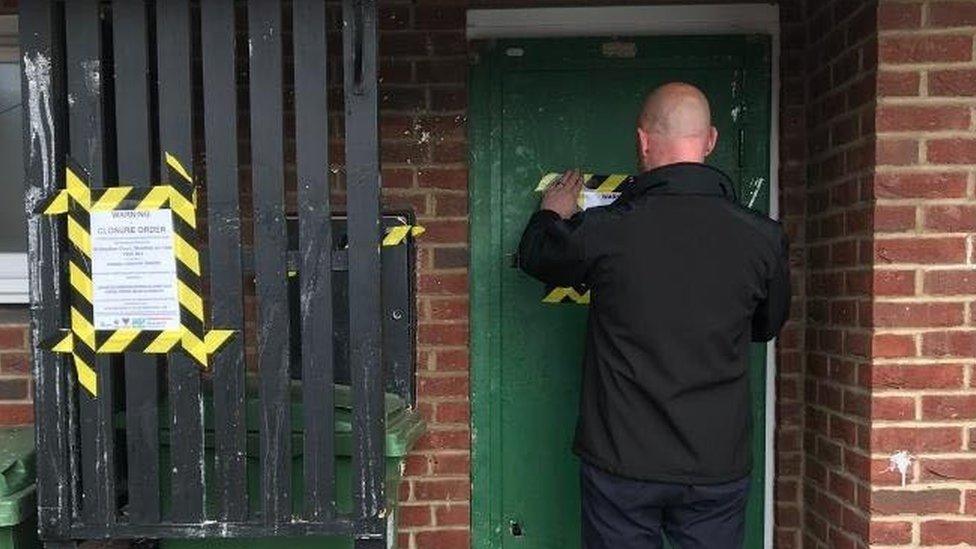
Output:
top-left (90, 209), bottom-right (181, 331)
top-left (581, 190), bottom-right (621, 210)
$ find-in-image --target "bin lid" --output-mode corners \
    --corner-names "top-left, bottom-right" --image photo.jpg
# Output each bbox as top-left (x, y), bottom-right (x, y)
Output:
top-left (240, 383), bottom-right (425, 457)
top-left (150, 383), bottom-right (426, 458)
top-left (240, 382), bottom-right (409, 434)
top-left (0, 485), bottom-right (36, 527)
top-left (0, 427), bottom-right (35, 497)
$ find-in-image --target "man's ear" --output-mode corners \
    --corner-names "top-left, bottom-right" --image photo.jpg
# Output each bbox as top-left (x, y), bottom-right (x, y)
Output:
top-left (637, 126), bottom-right (650, 159)
top-left (705, 126), bottom-right (718, 156)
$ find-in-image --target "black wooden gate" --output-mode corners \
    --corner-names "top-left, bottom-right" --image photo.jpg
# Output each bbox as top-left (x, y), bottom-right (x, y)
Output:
top-left (21, 1), bottom-right (390, 546)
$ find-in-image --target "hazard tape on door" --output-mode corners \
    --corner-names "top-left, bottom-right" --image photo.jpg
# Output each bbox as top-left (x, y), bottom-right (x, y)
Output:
top-left (38, 153), bottom-right (234, 396)
top-left (535, 172), bottom-right (633, 305)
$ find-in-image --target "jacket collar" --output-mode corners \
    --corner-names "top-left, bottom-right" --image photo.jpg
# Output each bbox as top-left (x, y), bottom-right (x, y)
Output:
top-left (622, 162), bottom-right (737, 202)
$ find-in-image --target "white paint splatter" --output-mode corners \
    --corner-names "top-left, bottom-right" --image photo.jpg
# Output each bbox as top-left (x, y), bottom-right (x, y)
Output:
top-left (81, 59), bottom-right (100, 94)
top-left (23, 52), bottom-right (55, 192)
top-left (410, 122), bottom-right (431, 144)
top-left (731, 105), bottom-right (743, 123)
top-left (746, 177), bottom-right (765, 208)
top-left (887, 451), bottom-right (913, 487)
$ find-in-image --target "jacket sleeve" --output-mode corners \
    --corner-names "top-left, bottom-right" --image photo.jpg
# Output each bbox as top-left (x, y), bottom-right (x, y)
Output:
top-left (517, 209), bottom-right (596, 287)
top-left (752, 230), bottom-right (792, 342)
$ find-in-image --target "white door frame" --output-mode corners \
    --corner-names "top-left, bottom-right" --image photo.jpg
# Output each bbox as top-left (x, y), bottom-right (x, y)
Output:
top-left (467, 5), bottom-right (781, 548)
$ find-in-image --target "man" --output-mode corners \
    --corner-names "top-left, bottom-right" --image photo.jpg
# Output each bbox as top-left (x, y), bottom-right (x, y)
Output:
top-left (518, 82), bottom-right (791, 549)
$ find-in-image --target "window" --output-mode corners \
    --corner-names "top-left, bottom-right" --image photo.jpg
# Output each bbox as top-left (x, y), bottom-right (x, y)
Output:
top-left (0, 15), bottom-right (26, 304)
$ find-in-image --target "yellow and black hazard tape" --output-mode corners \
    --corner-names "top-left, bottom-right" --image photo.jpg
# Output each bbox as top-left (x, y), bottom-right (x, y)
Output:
top-left (39, 153), bottom-right (234, 397)
top-left (542, 285), bottom-right (591, 305)
top-left (382, 223), bottom-right (425, 247)
top-left (535, 173), bottom-right (628, 305)
top-left (535, 173), bottom-right (636, 193)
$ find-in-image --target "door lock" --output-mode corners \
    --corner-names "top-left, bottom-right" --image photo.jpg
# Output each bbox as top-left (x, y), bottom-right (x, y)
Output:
top-left (510, 519), bottom-right (524, 537)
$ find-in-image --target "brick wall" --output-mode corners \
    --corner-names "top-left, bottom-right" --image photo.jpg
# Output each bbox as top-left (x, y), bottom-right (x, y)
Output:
top-left (777, 0), bottom-right (809, 547)
top-left (0, 309), bottom-right (31, 425)
top-left (801, 0), bottom-right (879, 547)
top-left (868, 1), bottom-right (976, 546)
top-left (370, 3), bottom-right (472, 548)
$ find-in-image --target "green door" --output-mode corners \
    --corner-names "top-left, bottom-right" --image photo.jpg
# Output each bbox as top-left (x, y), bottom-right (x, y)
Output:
top-left (470, 36), bottom-right (772, 548)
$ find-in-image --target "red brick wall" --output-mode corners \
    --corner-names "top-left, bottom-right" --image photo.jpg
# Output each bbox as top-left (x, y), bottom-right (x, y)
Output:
top-left (801, 0), bottom-right (879, 547)
top-left (371, 4), bottom-right (472, 548)
top-left (0, 315), bottom-right (31, 426)
top-left (777, 1), bottom-right (809, 546)
top-left (868, 1), bottom-right (976, 546)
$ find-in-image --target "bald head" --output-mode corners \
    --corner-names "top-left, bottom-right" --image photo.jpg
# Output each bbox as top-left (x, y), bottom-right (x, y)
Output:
top-left (636, 82), bottom-right (718, 171)
top-left (640, 83), bottom-right (713, 138)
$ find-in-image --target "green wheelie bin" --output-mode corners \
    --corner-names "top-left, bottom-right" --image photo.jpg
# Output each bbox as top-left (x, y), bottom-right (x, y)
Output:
top-left (159, 383), bottom-right (425, 549)
top-left (0, 427), bottom-right (39, 549)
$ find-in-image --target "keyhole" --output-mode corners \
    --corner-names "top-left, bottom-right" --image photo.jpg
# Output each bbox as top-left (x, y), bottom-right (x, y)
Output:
top-left (510, 520), bottom-right (523, 537)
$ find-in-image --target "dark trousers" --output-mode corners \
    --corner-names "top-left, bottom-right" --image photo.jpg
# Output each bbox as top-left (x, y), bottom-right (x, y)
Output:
top-left (580, 462), bottom-right (751, 549)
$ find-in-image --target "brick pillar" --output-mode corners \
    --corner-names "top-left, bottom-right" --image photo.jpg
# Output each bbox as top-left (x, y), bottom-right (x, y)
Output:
top-left (869, 1), bottom-right (976, 546)
top-left (777, 1), bottom-right (810, 547)
top-left (802, 1), bottom-right (879, 547)
top-left (372, 4), bottom-right (472, 549)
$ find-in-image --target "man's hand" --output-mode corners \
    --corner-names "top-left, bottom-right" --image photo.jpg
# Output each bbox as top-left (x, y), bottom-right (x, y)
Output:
top-left (541, 169), bottom-right (584, 219)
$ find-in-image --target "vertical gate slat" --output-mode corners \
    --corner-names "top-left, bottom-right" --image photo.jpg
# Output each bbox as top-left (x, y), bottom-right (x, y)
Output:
top-left (293, 0), bottom-right (335, 520)
top-left (21, 0), bottom-right (72, 537)
top-left (156, 0), bottom-right (205, 522)
top-left (65, 0), bottom-right (116, 527)
top-left (247, 0), bottom-right (292, 523)
top-left (201, 0), bottom-right (248, 522)
top-left (112, 0), bottom-right (160, 524)
top-left (342, 0), bottom-right (385, 521)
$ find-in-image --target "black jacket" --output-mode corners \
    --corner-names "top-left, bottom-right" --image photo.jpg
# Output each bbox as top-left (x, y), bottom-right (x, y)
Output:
top-left (518, 162), bottom-right (791, 483)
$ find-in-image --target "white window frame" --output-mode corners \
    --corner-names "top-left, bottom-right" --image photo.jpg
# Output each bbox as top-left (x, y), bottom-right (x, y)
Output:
top-left (467, 5), bottom-right (781, 548)
top-left (0, 14), bottom-right (27, 304)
